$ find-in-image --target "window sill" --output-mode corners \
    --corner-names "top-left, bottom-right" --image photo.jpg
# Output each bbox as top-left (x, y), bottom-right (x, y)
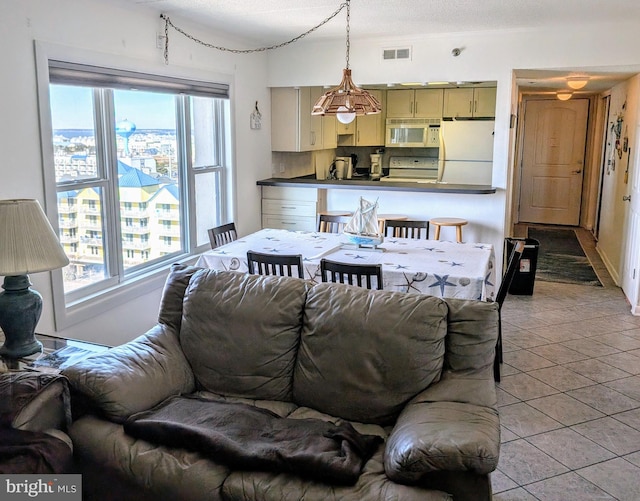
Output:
top-left (55, 254), bottom-right (201, 331)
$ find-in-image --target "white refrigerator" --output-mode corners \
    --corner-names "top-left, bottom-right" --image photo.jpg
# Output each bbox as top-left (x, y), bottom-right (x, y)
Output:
top-left (438, 120), bottom-right (495, 185)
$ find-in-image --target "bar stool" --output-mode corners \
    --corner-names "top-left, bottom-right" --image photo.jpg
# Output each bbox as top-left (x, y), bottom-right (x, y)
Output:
top-left (430, 217), bottom-right (468, 243)
top-left (377, 214), bottom-right (408, 235)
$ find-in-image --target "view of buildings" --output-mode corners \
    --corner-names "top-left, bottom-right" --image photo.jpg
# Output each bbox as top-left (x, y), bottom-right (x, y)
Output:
top-left (54, 123), bottom-right (182, 292)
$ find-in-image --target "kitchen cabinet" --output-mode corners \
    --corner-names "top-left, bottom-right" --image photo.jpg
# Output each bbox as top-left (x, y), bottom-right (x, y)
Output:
top-left (335, 90), bottom-right (385, 146)
top-left (261, 186), bottom-right (326, 232)
top-left (443, 87), bottom-right (496, 118)
top-left (271, 87), bottom-right (336, 151)
top-left (385, 89), bottom-right (443, 119)
top-left (315, 88), bottom-right (337, 150)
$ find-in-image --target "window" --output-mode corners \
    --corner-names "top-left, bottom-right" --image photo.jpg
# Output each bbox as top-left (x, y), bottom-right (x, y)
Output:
top-left (39, 58), bottom-right (232, 323)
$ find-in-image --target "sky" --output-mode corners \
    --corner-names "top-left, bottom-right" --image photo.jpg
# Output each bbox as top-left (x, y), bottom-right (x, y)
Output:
top-left (50, 85), bottom-right (177, 130)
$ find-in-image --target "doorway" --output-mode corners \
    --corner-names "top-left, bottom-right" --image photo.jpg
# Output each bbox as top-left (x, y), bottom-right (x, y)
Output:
top-left (518, 98), bottom-right (590, 225)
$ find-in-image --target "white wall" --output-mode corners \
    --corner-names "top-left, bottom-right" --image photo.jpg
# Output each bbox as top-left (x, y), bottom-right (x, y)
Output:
top-left (0, 0), bottom-right (271, 345)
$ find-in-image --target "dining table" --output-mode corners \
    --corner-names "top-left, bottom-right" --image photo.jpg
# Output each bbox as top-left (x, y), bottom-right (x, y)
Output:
top-left (195, 228), bottom-right (496, 301)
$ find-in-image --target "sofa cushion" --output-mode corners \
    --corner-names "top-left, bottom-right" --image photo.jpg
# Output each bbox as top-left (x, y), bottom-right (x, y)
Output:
top-left (158, 263), bottom-right (202, 331)
top-left (69, 416), bottom-right (229, 501)
top-left (293, 283), bottom-right (448, 426)
top-left (180, 270), bottom-right (307, 402)
top-left (221, 446), bottom-right (453, 501)
top-left (442, 298), bottom-right (499, 372)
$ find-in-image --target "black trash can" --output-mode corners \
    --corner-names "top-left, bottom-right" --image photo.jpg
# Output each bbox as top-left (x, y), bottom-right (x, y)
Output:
top-left (505, 237), bottom-right (540, 295)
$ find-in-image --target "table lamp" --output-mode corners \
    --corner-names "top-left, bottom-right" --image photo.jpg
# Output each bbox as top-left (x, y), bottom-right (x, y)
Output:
top-left (0, 199), bottom-right (69, 358)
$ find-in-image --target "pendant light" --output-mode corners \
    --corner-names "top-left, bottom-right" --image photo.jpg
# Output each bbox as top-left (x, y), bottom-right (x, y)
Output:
top-left (311, 0), bottom-right (382, 124)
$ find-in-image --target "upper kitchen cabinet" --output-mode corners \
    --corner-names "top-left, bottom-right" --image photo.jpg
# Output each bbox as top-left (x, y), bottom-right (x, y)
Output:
top-left (313, 87), bottom-right (337, 150)
top-left (443, 87), bottom-right (497, 119)
top-left (385, 89), bottom-right (443, 119)
top-left (271, 87), bottom-right (335, 151)
top-left (335, 90), bottom-right (385, 146)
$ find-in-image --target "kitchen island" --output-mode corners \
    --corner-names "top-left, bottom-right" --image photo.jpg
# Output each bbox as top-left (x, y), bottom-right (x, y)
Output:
top-left (257, 175), bottom-right (496, 194)
top-left (258, 176), bottom-right (501, 248)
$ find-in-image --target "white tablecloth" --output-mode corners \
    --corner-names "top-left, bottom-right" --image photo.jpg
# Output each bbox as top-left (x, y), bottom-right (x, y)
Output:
top-left (196, 228), bottom-right (495, 301)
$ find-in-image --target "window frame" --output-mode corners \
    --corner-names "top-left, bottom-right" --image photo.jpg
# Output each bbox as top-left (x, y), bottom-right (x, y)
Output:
top-left (35, 42), bottom-right (234, 331)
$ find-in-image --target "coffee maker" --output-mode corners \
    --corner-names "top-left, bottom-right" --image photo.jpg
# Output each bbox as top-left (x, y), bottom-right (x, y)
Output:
top-left (370, 154), bottom-right (382, 180)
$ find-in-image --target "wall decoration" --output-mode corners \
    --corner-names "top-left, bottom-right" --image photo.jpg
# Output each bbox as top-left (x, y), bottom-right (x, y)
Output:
top-left (250, 101), bottom-right (262, 130)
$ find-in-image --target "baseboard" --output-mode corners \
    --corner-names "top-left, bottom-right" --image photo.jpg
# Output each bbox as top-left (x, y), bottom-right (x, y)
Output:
top-left (595, 245), bottom-right (620, 286)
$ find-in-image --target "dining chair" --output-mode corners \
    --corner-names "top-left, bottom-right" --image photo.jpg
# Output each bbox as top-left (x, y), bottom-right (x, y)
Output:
top-left (247, 251), bottom-right (305, 279)
top-left (320, 258), bottom-right (383, 290)
top-left (208, 222), bottom-right (237, 249)
top-left (492, 239), bottom-right (525, 382)
top-left (384, 219), bottom-right (430, 239)
top-left (317, 214), bottom-right (351, 233)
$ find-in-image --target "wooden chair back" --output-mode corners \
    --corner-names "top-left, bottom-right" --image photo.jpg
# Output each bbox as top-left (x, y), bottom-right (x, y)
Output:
top-left (496, 240), bottom-right (526, 308)
top-left (320, 258), bottom-right (383, 290)
top-left (247, 251), bottom-right (305, 279)
top-left (317, 214), bottom-right (351, 233)
top-left (384, 219), bottom-right (430, 239)
top-left (493, 239), bottom-right (525, 382)
top-left (208, 222), bottom-right (237, 249)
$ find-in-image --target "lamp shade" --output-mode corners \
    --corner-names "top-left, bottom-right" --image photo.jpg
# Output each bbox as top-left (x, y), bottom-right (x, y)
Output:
top-left (312, 69), bottom-right (382, 118)
top-left (0, 199), bottom-right (69, 276)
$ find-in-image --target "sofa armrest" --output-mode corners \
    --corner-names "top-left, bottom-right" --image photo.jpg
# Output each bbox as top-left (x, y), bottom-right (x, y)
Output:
top-left (384, 368), bottom-right (500, 482)
top-left (0, 372), bottom-right (71, 432)
top-left (62, 324), bottom-right (195, 423)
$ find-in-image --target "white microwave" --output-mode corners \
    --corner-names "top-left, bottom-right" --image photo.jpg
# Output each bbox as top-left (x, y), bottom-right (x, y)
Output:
top-left (385, 118), bottom-right (440, 148)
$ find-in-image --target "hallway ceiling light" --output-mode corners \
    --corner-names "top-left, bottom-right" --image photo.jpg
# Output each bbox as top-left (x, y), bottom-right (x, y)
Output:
top-left (312, 0), bottom-right (382, 124)
top-left (567, 77), bottom-right (589, 90)
top-left (556, 91), bottom-right (573, 101)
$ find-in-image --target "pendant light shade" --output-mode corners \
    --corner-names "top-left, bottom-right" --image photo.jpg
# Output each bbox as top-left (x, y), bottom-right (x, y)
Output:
top-left (312, 69), bottom-right (382, 123)
top-left (312, 0), bottom-right (381, 123)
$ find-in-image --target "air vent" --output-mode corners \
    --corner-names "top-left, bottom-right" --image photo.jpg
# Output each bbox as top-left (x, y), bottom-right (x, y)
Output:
top-left (382, 47), bottom-right (412, 61)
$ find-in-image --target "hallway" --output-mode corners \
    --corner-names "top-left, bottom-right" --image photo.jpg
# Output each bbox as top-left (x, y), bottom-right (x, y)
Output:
top-left (492, 228), bottom-right (640, 499)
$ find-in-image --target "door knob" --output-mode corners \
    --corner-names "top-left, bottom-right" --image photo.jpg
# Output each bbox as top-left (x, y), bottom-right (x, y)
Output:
top-left (623, 195), bottom-right (631, 202)
top-left (572, 169), bottom-right (582, 174)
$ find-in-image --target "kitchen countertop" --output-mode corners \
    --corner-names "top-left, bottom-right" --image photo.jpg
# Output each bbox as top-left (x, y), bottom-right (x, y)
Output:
top-left (257, 175), bottom-right (496, 194)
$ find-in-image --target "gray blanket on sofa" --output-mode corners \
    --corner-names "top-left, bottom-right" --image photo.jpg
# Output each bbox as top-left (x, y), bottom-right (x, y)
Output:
top-left (124, 395), bottom-right (381, 485)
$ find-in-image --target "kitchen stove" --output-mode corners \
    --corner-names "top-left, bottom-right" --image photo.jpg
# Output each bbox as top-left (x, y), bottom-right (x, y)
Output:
top-left (380, 156), bottom-right (440, 182)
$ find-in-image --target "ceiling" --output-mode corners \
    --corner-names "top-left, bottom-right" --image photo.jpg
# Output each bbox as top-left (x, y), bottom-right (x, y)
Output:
top-left (104, 0), bottom-right (640, 92)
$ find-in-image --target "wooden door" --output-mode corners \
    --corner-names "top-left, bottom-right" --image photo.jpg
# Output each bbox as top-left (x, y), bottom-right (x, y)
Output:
top-left (519, 98), bottom-right (589, 225)
top-left (621, 123), bottom-right (640, 312)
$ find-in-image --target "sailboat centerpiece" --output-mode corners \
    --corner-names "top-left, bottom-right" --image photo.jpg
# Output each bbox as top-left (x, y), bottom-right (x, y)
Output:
top-left (342, 197), bottom-right (384, 251)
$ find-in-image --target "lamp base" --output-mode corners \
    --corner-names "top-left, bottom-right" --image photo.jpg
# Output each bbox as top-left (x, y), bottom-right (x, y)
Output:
top-left (0, 275), bottom-right (44, 359)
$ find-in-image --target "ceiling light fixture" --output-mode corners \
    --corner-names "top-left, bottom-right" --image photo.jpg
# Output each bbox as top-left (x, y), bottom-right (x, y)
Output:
top-left (311, 0), bottom-right (382, 124)
top-left (556, 91), bottom-right (573, 101)
top-left (567, 77), bottom-right (589, 90)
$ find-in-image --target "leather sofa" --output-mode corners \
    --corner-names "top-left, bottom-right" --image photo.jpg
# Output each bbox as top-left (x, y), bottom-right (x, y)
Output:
top-left (0, 372), bottom-right (74, 473)
top-left (63, 264), bottom-right (500, 501)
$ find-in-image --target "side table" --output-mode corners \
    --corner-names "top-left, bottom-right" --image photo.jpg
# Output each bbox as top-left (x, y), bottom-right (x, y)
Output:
top-left (1, 332), bottom-right (109, 374)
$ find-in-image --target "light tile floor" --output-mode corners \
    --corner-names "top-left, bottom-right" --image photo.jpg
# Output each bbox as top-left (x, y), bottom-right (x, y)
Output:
top-left (492, 227), bottom-right (640, 500)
